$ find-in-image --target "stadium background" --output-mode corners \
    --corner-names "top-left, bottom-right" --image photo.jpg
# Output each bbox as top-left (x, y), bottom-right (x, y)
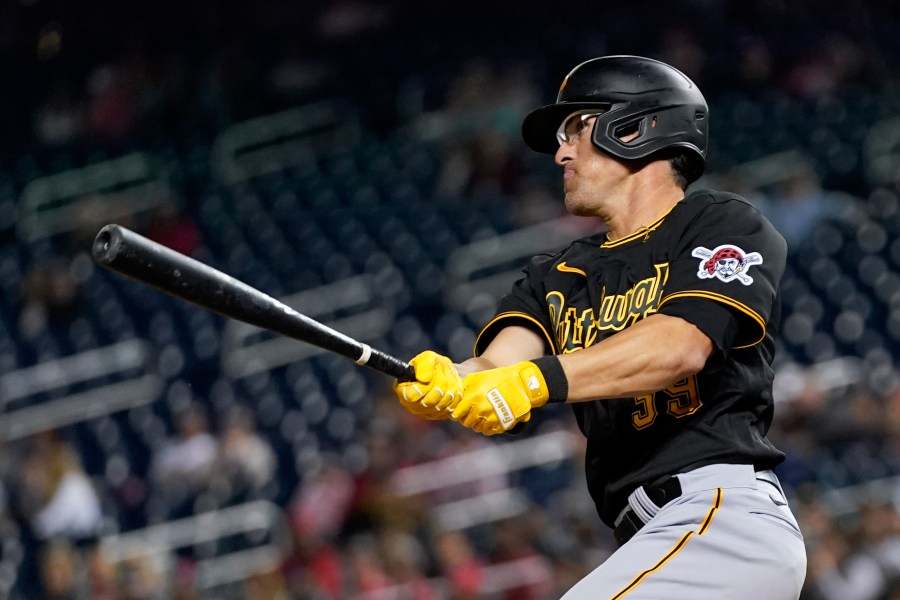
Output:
top-left (2, 0), bottom-right (900, 598)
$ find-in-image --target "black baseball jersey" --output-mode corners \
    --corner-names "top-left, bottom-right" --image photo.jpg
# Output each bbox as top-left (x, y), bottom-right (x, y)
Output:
top-left (474, 189), bottom-right (788, 527)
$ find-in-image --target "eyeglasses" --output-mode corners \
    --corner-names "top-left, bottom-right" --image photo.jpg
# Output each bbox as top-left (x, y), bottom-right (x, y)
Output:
top-left (556, 111), bottom-right (602, 146)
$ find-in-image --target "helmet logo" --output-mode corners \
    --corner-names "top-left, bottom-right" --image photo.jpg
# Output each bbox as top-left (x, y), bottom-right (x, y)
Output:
top-left (691, 244), bottom-right (762, 285)
top-left (559, 74), bottom-right (570, 93)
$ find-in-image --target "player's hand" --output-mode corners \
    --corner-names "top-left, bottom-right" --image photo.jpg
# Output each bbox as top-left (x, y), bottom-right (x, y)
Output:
top-left (392, 351), bottom-right (463, 420)
top-left (452, 361), bottom-right (551, 435)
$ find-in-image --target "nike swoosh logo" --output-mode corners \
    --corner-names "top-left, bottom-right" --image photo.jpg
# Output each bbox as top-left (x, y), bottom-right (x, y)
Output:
top-left (557, 262), bottom-right (587, 276)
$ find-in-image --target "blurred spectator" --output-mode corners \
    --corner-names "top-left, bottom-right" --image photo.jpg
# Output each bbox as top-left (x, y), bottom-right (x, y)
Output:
top-left (267, 48), bottom-right (335, 102)
top-left (767, 374), bottom-right (829, 488)
top-left (420, 61), bottom-right (536, 200)
top-left (172, 557), bottom-right (201, 600)
top-left (214, 405), bottom-right (276, 501)
top-left (347, 423), bottom-right (423, 534)
top-left (657, 26), bottom-right (707, 82)
top-left (281, 524), bottom-right (344, 600)
top-left (71, 194), bottom-right (137, 253)
top-left (86, 63), bottom-right (139, 141)
top-left (33, 82), bottom-right (85, 147)
top-left (85, 544), bottom-right (117, 600)
top-left (15, 431), bottom-right (103, 541)
top-left (114, 554), bottom-right (167, 600)
top-left (798, 493), bottom-right (900, 600)
top-left (533, 482), bottom-right (612, 598)
top-left (379, 528), bottom-right (441, 600)
top-left (490, 517), bottom-right (555, 600)
top-left (18, 258), bottom-right (81, 341)
top-left (346, 533), bottom-right (392, 595)
top-left (142, 202), bottom-right (202, 258)
top-left (835, 390), bottom-right (887, 484)
top-left (783, 35), bottom-right (866, 99)
top-left (465, 129), bottom-right (525, 198)
top-left (754, 160), bottom-right (841, 249)
top-left (433, 528), bottom-right (486, 600)
top-left (244, 567), bottom-right (290, 600)
top-left (315, 0), bottom-right (393, 40)
top-left (37, 540), bottom-right (79, 600)
top-left (289, 458), bottom-right (355, 541)
top-left (807, 525), bottom-right (887, 600)
top-left (0, 480), bottom-right (21, 578)
top-left (282, 459), bottom-right (353, 599)
top-left (857, 502), bottom-right (900, 590)
top-left (736, 36), bottom-right (775, 93)
top-left (149, 403), bottom-right (218, 518)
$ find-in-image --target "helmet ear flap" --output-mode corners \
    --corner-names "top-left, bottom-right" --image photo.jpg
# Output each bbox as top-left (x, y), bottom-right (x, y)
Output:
top-left (588, 116), bottom-right (646, 159)
top-left (589, 110), bottom-right (651, 156)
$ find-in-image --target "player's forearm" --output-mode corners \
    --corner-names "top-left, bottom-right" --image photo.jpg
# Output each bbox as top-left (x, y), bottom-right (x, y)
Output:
top-left (557, 313), bottom-right (713, 403)
top-left (455, 356), bottom-right (498, 378)
top-left (455, 325), bottom-right (547, 378)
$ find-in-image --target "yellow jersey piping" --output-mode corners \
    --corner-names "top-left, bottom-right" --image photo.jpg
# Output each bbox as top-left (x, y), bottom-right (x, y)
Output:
top-left (600, 203), bottom-right (679, 248)
top-left (659, 291), bottom-right (767, 348)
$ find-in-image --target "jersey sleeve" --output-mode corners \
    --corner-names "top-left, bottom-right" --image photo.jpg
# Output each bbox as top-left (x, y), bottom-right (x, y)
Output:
top-left (474, 254), bottom-right (559, 357)
top-left (657, 194), bottom-right (787, 349)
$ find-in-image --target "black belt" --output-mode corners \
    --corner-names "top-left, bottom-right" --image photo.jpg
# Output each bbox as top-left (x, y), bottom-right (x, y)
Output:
top-left (613, 476), bottom-right (683, 546)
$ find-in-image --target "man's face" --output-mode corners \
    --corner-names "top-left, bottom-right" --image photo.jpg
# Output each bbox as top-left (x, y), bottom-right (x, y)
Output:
top-left (554, 114), bottom-right (633, 217)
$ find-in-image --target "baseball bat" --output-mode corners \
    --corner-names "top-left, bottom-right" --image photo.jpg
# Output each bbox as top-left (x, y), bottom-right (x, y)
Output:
top-left (91, 224), bottom-right (415, 382)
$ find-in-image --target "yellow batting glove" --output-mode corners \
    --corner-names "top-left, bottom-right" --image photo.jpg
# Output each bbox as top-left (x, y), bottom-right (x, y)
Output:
top-left (393, 350), bottom-right (464, 420)
top-left (453, 360), bottom-right (557, 436)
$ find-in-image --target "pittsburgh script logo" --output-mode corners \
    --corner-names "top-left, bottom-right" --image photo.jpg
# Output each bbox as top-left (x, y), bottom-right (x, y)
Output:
top-left (547, 263), bottom-right (669, 352)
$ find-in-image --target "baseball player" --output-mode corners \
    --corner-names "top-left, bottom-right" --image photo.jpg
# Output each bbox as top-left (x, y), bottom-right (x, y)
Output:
top-left (394, 55), bottom-right (806, 599)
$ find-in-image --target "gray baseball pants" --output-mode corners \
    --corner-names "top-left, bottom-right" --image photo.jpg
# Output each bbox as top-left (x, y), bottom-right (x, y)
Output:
top-left (561, 463), bottom-right (807, 599)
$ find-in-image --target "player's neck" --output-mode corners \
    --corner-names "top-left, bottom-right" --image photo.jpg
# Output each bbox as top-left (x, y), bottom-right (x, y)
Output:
top-left (603, 177), bottom-right (684, 242)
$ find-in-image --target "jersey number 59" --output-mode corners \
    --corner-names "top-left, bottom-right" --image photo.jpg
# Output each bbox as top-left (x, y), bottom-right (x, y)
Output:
top-left (631, 375), bottom-right (702, 430)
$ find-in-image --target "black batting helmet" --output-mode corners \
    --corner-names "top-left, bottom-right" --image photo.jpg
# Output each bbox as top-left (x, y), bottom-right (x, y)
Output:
top-left (522, 55), bottom-right (709, 182)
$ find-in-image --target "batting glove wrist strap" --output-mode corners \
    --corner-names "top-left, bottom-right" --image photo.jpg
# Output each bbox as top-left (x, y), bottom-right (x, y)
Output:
top-left (532, 355), bottom-right (568, 404)
top-left (452, 360), bottom-right (547, 434)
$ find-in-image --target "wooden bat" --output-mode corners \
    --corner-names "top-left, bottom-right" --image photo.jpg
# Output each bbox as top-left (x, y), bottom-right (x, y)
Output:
top-left (91, 224), bottom-right (415, 381)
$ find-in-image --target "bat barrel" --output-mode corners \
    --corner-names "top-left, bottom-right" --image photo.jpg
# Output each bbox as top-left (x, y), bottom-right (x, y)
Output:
top-left (91, 224), bottom-right (416, 382)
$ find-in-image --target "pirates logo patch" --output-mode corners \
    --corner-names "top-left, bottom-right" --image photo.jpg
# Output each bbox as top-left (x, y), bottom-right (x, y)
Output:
top-left (691, 244), bottom-right (762, 285)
